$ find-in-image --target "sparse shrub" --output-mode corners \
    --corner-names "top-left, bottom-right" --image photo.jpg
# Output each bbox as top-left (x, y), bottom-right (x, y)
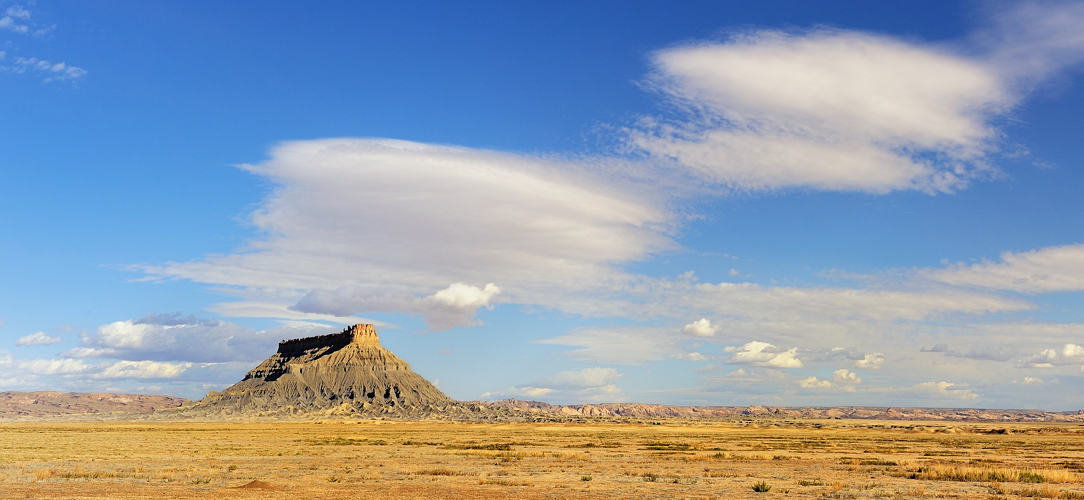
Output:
top-left (752, 481), bottom-right (772, 492)
top-left (1014, 484), bottom-right (1062, 498)
top-left (798, 479), bottom-right (824, 486)
top-left (580, 475), bottom-right (592, 481)
top-left (416, 468), bottom-right (470, 476)
top-left (642, 473), bottom-right (658, 482)
top-left (1021, 471), bottom-right (1049, 483)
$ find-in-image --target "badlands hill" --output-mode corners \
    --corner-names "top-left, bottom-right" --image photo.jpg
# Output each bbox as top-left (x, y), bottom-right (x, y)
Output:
top-left (485, 399), bottom-right (1084, 423)
top-left (176, 324), bottom-right (465, 418)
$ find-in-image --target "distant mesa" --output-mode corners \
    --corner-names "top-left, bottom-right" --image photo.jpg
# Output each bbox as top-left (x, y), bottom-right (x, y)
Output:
top-left (0, 392), bottom-right (187, 419)
top-left (189, 324), bottom-right (454, 417)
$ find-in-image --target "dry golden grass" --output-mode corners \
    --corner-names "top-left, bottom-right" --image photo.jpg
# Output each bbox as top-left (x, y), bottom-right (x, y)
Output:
top-left (0, 419), bottom-right (1083, 498)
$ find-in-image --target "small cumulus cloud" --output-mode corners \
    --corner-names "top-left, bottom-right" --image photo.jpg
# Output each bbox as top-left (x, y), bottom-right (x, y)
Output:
top-left (671, 352), bottom-right (709, 362)
top-left (724, 341), bottom-right (802, 368)
top-left (833, 368), bottom-right (861, 384)
top-left (854, 353), bottom-right (884, 370)
top-left (15, 332), bottom-right (61, 346)
top-left (799, 376), bottom-right (832, 389)
top-left (1020, 343), bottom-right (1084, 368)
top-left (682, 318), bottom-right (717, 337)
top-left (1014, 376), bottom-right (1052, 385)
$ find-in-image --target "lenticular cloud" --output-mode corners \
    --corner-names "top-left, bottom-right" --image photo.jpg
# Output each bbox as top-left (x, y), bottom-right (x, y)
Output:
top-left (141, 139), bottom-right (677, 328)
top-left (630, 29), bottom-right (1013, 193)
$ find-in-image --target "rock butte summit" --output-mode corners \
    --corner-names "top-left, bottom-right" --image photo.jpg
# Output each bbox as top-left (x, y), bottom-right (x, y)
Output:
top-left (191, 324), bottom-right (452, 416)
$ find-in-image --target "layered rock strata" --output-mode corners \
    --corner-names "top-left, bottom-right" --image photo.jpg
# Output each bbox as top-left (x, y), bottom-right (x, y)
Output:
top-left (189, 324), bottom-right (452, 416)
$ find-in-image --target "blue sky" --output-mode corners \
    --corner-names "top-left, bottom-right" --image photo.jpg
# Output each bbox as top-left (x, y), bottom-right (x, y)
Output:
top-left (2, 1), bottom-right (1084, 409)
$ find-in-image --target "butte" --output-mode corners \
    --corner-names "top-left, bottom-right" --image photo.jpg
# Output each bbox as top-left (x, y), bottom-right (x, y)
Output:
top-left (189, 324), bottom-right (453, 417)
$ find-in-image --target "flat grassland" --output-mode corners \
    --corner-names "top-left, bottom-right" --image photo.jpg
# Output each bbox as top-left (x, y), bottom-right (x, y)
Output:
top-left (1, 419), bottom-right (1083, 499)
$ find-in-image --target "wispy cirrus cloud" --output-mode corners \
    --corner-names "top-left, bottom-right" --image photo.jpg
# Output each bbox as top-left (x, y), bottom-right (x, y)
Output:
top-left (0, 4), bottom-right (85, 82)
top-left (537, 326), bottom-right (680, 365)
top-left (2, 57), bottom-right (87, 81)
top-left (921, 243), bottom-right (1084, 293)
top-left (482, 367), bottom-right (625, 403)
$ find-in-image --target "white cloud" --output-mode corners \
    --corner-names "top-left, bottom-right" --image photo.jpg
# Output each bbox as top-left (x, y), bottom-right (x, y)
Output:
top-left (682, 318), bottom-right (717, 337)
top-left (0, 12), bottom-right (28, 33)
top-left (18, 358), bottom-right (92, 375)
top-left (672, 352), bottom-right (709, 362)
top-left (293, 282), bottom-right (500, 331)
top-left (1018, 376), bottom-right (1047, 385)
top-left (975, 1), bottom-right (1084, 85)
top-left (799, 376), bottom-right (832, 389)
top-left (908, 381), bottom-right (979, 401)
top-left (833, 368), bottom-right (861, 384)
top-left (923, 243), bottom-right (1084, 293)
top-left (629, 29), bottom-right (1011, 193)
top-left (537, 326), bottom-right (679, 365)
top-left (5, 5), bottom-right (31, 19)
top-left (93, 360), bottom-right (189, 379)
top-left (542, 367), bottom-right (623, 389)
top-left (485, 367), bottom-right (625, 403)
top-left (686, 281), bottom-right (1030, 322)
top-left (854, 353), bottom-right (884, 370)
top-left (3, 57), bottom-right (87, 81)
top-left (724, 341), bottom-right (803, 368)
top-left (1020, 343), bottom-right (1084, 368)
top-left (920, 343), bottom-right (1014, 362)
top-left (15, 331), bottom-right (60, 346)
top-left (861, 380), bottom-right (979, 401)
top-left (139, 139), bottom-right (676, 329)
top-left (61, 313), bottom-right (336, 363)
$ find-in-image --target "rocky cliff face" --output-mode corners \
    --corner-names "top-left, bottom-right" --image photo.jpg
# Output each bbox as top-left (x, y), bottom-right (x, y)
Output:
top-left (188, 324), bottom-right (452, 416)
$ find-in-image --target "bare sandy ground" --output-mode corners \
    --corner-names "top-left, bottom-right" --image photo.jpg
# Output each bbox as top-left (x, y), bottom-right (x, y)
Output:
top-left (2, 419), bottom-right (1083, 499)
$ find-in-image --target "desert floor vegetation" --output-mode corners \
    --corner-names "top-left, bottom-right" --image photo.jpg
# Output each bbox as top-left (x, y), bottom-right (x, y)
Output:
top-left (0, 419), bottom-right (1083, 499)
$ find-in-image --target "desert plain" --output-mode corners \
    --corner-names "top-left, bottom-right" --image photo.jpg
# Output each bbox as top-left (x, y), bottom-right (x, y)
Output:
top-left (2, 418), bottom-right (1084, 499)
